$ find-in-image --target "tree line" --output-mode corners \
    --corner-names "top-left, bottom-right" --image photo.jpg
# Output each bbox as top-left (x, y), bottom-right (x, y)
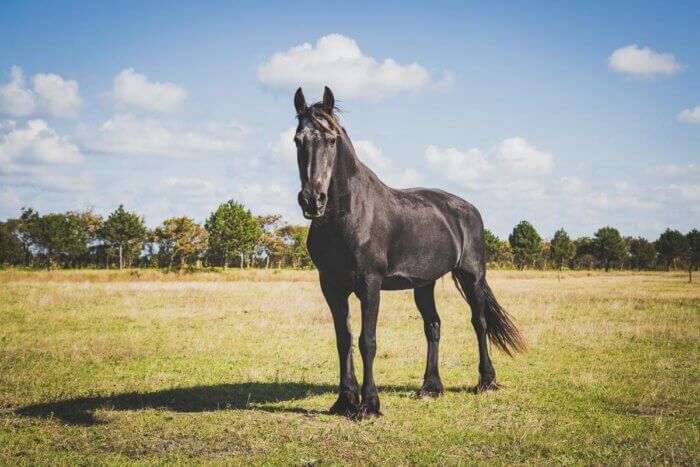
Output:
top-left (0, 201), bottom-right (311, 271)
top-left (487, 220), bottom-right (699, 281)
top-left (0, 204), bottom-right (697, 279)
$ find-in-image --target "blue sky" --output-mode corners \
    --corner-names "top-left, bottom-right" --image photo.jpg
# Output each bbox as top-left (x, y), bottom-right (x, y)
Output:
top-left (1, 1), bottom-right (698, 239)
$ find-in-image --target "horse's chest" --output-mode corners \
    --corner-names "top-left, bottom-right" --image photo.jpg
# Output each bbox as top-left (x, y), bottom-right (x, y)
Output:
top-left (307, 224), bottom-right (355, 272)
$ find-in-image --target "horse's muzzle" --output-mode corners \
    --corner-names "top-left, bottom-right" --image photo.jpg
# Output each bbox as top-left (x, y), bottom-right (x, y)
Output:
top-left (299, 190), bottom-right (327, 219)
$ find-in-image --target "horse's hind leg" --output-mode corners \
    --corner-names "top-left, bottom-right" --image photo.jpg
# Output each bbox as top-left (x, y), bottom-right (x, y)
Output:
top-left (453, 270), bottom-right (498, 392)
top-left (415, 282), bottom-right (444, 398)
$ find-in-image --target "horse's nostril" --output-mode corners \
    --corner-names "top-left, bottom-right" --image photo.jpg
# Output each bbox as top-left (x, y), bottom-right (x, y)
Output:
top-left (318, 193), bottom-right (327, 203)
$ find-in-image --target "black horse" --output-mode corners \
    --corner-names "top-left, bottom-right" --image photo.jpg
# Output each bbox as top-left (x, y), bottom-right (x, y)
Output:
top-left (294, 87), bottom-right (525, 419)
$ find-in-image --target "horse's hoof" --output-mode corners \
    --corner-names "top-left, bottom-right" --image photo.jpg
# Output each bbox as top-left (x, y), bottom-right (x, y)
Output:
top-left (418, 380), bottom-right (444, 399)
top-left (476, 379), bottom-right (500, 393)
top-left (351, 404), bottom-right (382, 420)
top-left (328, 391), bottom-right (360, 417)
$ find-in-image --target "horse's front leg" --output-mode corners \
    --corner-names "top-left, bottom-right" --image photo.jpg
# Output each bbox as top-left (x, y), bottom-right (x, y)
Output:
top-left (355, 274), bottom-right (382, 419)
top-left (320, 276), bottom-right (359, 416)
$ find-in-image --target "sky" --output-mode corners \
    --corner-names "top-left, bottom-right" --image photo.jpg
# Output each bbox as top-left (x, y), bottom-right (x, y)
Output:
top-left (0, 1), bottom-right (698, 239)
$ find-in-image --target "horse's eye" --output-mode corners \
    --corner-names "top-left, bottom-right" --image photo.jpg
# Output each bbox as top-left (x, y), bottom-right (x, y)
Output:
top-left (327, 136), bottom-right (336, 145)
top-left (293, 136), bottom-right (301, 146)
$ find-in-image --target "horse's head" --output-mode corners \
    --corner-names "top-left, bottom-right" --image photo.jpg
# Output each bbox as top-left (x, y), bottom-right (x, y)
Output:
top-left (293, 86), bottom-right (341, 219)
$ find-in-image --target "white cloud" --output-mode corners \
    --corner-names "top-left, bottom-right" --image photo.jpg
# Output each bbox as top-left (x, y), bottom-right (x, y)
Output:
top-left (78, 114), bottom-right (249, 157)
top-left (0, 119), bottom-right (90, 192)
top-left (677, 105), bottom-right (700, 124)
top-left (491, 137), bottom-right (554, 175)
top-left (669, 183), bottom-right (700, 201)
top-left (235, 182), bottom-right (300, 222)
top-left (425, 137), bottom-right (553, 190)
top-left (32, 72), bottom-right (82, 118)
top-left (166, 177), bottom-right (215, 196)
top-left (582, 192), bottom-right (658, 211)
top-left (258, 34), bottom-right (452, 99)
top-left (0, 66), bottom-right (82, 119)
top-left (113, 68), bottom-right (186, 113)
top-left (551, 176), bottom-right (585, 195)
top-left (608, 45), bottom-right (683, 78)
top-left (425, 145), bottom-right (490, 183)
top-left (0, 67), bottom-right (35, 117)
top-left (0, 119), bottom-right (82, 170)
top-left (268, 126), bottom-right (296, 163)
top-left (0, 186), bottom-right (21, 208)
top-left (353, 140), bottom-right (419, 188)
top-left (646, 163), bottom-right (699, 178)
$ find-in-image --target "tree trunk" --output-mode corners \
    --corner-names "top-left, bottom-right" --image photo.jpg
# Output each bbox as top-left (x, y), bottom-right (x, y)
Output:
top-left (240, 252), bottom-right (244, 269)
top-left (223, 251), bottom-right (228, 271)
top-left (265, 255), bottom-right (270, 269)
top-left (118, 244), bottom-right (124, 270)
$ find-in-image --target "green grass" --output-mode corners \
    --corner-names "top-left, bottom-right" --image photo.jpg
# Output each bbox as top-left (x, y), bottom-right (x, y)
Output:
top-left (0, 270), bottom-right (698, 464)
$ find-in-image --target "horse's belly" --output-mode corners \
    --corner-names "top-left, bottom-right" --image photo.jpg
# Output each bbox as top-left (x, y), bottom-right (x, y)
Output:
top-left (384, 238), bottom-right (458, 289)
top-left (381, 273), bottom-right (439, 290)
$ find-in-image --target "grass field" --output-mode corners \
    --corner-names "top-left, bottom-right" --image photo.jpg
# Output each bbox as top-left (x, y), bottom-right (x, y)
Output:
top-left (1, 269), bottom-right (698, 465)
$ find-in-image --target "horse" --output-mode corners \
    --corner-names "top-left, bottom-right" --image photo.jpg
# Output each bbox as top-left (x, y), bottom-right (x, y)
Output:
top-left (293, 86), bottom-right (525, 419)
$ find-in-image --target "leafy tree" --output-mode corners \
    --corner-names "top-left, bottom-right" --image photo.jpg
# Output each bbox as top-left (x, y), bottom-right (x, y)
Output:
top-left (17, 208), bottom-right (36, 266)
top-left (686, 229), bottom-right (700, 282)
top-left (629, 237), bottom-right (656, 271)
top-left (205, 200), bottom-right (261, 270)
top-left (63, 212), bottom-right (92, 266)
top-left (70, 209), bottom-right (104, 268)
top-left (27, 212), bottom-right (87, 269)
top-left (483, 229), bottom-right (501, 264)
top-left (540, 242), bottom-right (552, 269)
top-left (509, 221), bottom-right (542, 270)
top-left (154, 217), bottom-right (208, 269)
top-left (656, 228), bottom-right (688, 271)
top-left (100, 205), bottom-right (147, 270)
top-left (498, 240), bottom-right (514, 267)
top-left (278, 224), bottom-right (312, 269)
top-left (0, 220), bottom-right (24, 266)
top-left (592, 226), bottom-right (627, 272)
top-left (551, 228), bottom-right (575, 271)
top-left (573, 237), bottom-right (596, 269)
top-left (72, 209), bottom-right (104, 243)
top-left (256, 214), bottom-right (284, 268)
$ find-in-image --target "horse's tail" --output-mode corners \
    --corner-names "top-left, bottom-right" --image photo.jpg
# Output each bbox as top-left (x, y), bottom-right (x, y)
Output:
top-left (452, 274), bottom-right (526, 357)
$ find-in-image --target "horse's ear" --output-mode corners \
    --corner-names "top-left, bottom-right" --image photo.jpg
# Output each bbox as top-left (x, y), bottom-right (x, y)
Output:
top-left (323, 86), bottom-right (335, 112)
top-left (294, 87), bottom-right (307, 114)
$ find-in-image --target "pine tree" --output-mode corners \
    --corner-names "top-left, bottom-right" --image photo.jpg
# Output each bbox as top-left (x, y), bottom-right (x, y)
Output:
top-left (509, 221), bottom-right (542, 270)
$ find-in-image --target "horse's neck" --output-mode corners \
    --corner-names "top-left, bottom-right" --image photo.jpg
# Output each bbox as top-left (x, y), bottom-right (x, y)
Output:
top-left (326, 136), bottom-right (383, 223)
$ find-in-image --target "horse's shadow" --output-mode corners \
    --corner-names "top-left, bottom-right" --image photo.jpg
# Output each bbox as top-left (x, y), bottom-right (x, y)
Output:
top-left (14, 382), bottom-right (339, 426)
top-left (13, 381), bottom-right (479, 426)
